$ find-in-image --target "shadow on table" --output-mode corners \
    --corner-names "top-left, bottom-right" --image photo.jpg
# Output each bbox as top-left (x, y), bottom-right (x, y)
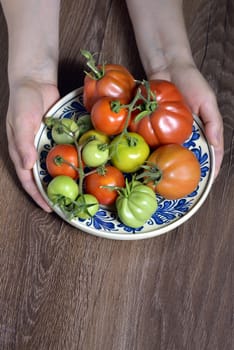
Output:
top-left (58, 59), bottom-right (85, 98)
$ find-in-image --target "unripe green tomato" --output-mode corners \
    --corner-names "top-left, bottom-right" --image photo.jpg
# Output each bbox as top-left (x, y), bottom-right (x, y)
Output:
top-left (47, 175), bottom-right (79, 205)
top-left (76, 194), bottom-right (99, 219)
top-left (82, 140), bottom-right (109, 167)
top-left (116, 181), bottom-right (158, 228)
top-left (52, 118), bottom-right (79, 144)
top-left (78, 129), bottom-right (110, 145)
top-left (110, 132), bottom-right (150, 173)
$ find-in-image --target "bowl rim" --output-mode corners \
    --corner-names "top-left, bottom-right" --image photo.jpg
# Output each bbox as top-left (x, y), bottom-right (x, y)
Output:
top-left (33, 87), bottom-right (215, 240)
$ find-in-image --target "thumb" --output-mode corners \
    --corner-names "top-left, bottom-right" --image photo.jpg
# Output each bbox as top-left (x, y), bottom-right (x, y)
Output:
top-left (10, 118), bottom-right (39, 170)
top-left (199, 101), bottom-right (224, 177)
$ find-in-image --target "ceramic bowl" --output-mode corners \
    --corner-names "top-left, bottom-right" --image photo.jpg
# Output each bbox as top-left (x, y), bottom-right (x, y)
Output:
top-left (33, 87), bottom-right (215, 240)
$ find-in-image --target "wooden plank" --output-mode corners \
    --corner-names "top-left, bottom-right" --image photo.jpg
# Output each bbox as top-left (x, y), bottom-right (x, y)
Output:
top-left (0, 0), bottom-right (233, 349)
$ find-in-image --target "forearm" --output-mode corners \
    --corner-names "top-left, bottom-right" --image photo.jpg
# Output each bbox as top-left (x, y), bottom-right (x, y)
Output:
top-left (2, 0), bottom-right (60, 84)
top-left (125, 0), bottom-right (194, 78)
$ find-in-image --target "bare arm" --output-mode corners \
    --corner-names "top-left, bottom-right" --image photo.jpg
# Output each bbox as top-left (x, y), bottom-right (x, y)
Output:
top-left (125, 0), bottom-right (193, 78)
top-left (126, 0), bottom-right (224, 177)
top-left (2, 0), bottom-right (60, 83)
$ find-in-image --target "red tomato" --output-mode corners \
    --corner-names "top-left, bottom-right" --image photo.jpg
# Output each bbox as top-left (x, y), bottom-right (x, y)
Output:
top-left (129, 80), bottom-right (193, 147)
top-left (83, 63), bottom-right (136, 112)
top-left (91, 97), bottom-right (129, 135)
top-left (46, 144), bottom-right (79, 179)
top-left (144, 144), bottom-right (201, 199)
top-left (84, 166), bottom-right (125, 206)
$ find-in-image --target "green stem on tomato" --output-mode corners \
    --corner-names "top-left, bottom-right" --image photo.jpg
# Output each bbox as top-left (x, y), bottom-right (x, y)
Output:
top-left (136, 162), bottom-right (162, 185)
top-left (44, 117), bottom-right (80, 139)
top-left (53, 156), bottom-right (80, 174)
top-left (81, 49), bottom-right (104, 80)
top-left (110, 80), bottom-right (158, 138)
top-left (82, 164), bottom-right (107, 179)
top-left (110, 87), bottom-right (143, 139)
top-left (73, 138), bottom-right (85, 195)
top-left (108, 88), bottom-right (144, 160)
top-left (133, 80), bottom-right (158, 123)
top-left (53, 131), bottom-right (86, 195)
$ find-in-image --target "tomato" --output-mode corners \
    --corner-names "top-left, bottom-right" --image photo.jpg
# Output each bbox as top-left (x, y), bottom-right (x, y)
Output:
top-left (47, 175), bottom-right (79, 204)
top-left (51, 118), bottom-right (79, 144)
top-left (116, 180), bottom-right (158, 228)
top-left (81, 50), bottom-right (136, 112)
top-left (110, 132), bottom-right (150, 173)
top-left (76, 114), bottom-right (93, 136)
top-left (129, 80), bottom-right (193, 147)
top-left (91, 97), bottom-right (129, 135)
top-left (143, 144), bottom-right (201, 199)
top-left (75, 194), bottom-right (99, 219)
top-left (78, 129), bottom-right (110, 145)
top-left (84, 165), bottom-right (125, 206)
top-left (82, 140), bottom-right (109, 167)
top-left (46, 144), bottom-right (79, 179)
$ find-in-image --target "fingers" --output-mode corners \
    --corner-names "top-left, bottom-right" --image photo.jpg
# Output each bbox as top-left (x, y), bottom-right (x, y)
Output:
top-left (9, 146), bottom-right (52, 212)
top-left (17, 164), bottom-right (52, 213)
top-left (165, 65), bottom-right (224, 179)
top-left (199, 95), bottom-right (224, 178)
top-left (7, 120), bottom-right (52, 213)
top-left (10, 117), bottom-right (38, 169)
top-left (5, 81), bottom-right (60, 212)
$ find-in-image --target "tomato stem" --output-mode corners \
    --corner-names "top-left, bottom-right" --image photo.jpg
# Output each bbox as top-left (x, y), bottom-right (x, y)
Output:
top-left (74, 138), bottom-right (85, 194)
top-left (108, 88), bottom-right (144, 159)
top-left (118, 87), bottom-right (143, 138)
top-left (53, 156), bottom-right (80, 174)
top-left (137, 162), bottom-right (162, 185)
top-left (81, 49), bottom-right (104, 80)
top-left (116, 177), bottom-right (139, 198)
top-left (133, 80), bottom-right (158, 123)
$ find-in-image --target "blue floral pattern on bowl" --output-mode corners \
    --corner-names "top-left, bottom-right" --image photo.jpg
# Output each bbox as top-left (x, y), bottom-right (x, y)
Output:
top-left (33, 88), bottom-right (215, 240)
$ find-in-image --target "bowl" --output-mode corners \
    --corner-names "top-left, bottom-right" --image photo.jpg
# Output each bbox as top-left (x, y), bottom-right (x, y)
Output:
top-left (33, 87), bottom-right (215, 240)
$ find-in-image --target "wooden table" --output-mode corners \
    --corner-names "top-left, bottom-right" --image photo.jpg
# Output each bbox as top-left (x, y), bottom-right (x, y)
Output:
top-left (0, 1), bottom-right (233, 349)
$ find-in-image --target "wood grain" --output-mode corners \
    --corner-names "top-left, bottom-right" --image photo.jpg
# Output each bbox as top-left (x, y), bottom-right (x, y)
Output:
top-left (0, 0), bottom-right (233, 349)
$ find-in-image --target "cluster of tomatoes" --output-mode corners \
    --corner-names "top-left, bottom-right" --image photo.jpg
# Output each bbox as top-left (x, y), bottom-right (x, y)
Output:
top-left (44, 50), bottom-right (201, 228)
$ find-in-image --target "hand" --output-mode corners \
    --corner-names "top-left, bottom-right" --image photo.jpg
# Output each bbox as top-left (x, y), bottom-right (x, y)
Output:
top-left (6, 79), bottom-right (60, 211)
top-left (149, 63), bottom-right (224, 178)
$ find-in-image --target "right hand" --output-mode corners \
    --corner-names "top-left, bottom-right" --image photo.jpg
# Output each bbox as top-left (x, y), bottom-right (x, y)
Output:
top-left (6, 79), bottom-right (60, 211)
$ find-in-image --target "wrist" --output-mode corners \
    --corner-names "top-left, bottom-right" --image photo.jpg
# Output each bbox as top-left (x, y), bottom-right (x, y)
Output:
top-left (3, 0), bottom-right (60, 85)
top-left (144, 46), bottom-right (195, 80)
top-left (8, 52), bottom-right (58, 86)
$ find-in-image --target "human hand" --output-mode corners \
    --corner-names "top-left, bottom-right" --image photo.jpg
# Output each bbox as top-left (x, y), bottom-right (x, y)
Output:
top-left (149, 63), bottom-right (224, 178)
top-left (6, 79), bottom-right (60, 211)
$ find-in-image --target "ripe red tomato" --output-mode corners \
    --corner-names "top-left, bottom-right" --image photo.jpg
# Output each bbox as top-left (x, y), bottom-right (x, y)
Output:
top-left (145, 144), bottom-right (201, 199)
top-left (91, 97), bottom-right (129, 135)
top-left (84, 165), bottom-right (125, 206)
top-left (46, 144), bottom-right (79, 179)
top-left (83, 64), bottom-right (136, 112)
top-left (129, 80), bottom-right (193, 147)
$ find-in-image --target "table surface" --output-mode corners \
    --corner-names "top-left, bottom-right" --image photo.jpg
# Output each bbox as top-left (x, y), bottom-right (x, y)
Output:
top-left (0, 1), bottom-right (233, 349)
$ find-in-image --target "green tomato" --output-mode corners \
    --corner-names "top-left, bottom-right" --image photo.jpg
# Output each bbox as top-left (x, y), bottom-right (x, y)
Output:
top-left (52, 118), bottom-right (79, 144)
top-left (116, 180), bottom-right (158, 228)
top-left (82, 140), bottom-right (109, 167)
top-left (110, 132), bottom-right (150, 173)
top-left (78, 129), bottom-right (110, 145)
top-left (76, 114), bottom-right (93, 136)
top-left (47, 175), bottom-right (79, 204)
top-left (76, 194), bottom-right (99, 219)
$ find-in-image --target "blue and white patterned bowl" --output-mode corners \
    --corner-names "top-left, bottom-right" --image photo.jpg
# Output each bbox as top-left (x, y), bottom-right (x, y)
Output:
top-left (33, 87), bottom-right (215, 240)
